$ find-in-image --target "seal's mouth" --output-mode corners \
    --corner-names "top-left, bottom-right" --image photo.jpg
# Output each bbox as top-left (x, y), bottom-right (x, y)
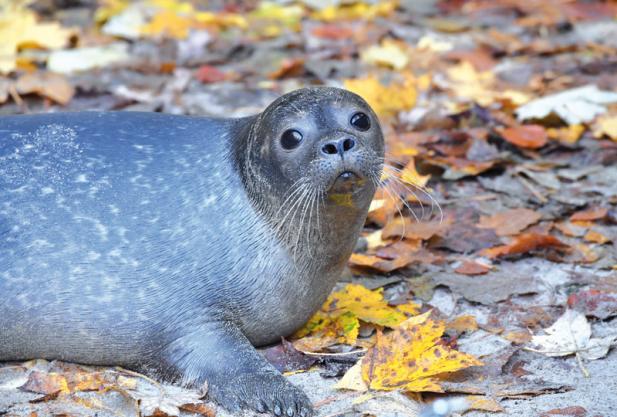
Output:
top-left (328, 169), bottom-right (365, 193)
top-left (337, 170), bottom-right (360, 180)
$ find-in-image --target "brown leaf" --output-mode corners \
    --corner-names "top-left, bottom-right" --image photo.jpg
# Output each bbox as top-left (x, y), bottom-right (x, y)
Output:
top-left (311, 24), bottom-right (354, 40)
top-left (15, 72), bottom-right (74, 105)
top-left (499, 125), bottom-right (548, 149)
top-left (195, 65), bottom-right (228, 83)
top-left (570, 207), bottom-right (609, 222)
top-left (480, 233), bottom-right (569, 259)
top-left (21, 371), bottom-right (69, 395)
top-left (540, 406), bottom-right (587, 417)
top-left (583, 230), bottom-right (611, 244)
top-left (477, 208), bottom-right (542, 236)
top-left (454, 260), bottom-right (491, 276)
top-left (382, 218), bottom-right (448, 240)
top-left (180, 403), bottom-right (216, 417)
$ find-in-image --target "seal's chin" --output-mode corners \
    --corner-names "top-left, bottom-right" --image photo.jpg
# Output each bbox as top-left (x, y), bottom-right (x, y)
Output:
top-left (328, 170), bottom-right (366, 193)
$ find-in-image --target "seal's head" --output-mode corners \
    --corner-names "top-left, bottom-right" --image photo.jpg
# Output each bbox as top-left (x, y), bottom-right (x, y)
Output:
top-left (242, 87), bottom-right (384, 210)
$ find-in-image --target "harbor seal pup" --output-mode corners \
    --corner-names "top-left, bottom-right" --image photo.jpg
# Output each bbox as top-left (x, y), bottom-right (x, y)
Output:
top-left (0, 87), bottom-right (384, 416)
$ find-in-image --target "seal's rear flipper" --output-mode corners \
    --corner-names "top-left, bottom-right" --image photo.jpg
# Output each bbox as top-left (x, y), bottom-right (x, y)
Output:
top-left (162, 321), bottom-right (313, 416)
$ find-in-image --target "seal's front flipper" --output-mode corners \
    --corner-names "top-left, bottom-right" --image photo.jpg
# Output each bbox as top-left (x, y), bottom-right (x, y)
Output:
top-left (163, 322), bottom-right (313, 417)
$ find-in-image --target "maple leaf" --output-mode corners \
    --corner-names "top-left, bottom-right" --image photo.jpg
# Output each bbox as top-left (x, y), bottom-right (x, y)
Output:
top-left (337, 312), bottom-right (482, 393)
top-left (526, 310), bottom-right (617, 361)
top-left (344, 74), bottom-right (417, 117)
top-left (294, 284), bottom-right (419, 351)
top-left (0, 1), bottom-right (75, 74)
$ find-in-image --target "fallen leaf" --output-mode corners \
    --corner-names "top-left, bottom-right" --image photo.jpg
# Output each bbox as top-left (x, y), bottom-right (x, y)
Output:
top-left (447, 315), bottom-right (479, 333)
top-left (516, 85), bottom-right (617, 125)
top-left (294, 284), bottom-right (419, 351)
top-left (0, 2), bottom-right (75, 73)
top-left (312, 1), bottom-right (397, 21)
top-left (21, 371), bottom-right (70, 395)
top-left (263, 339), bottom-right (318, 373)
top-left (540, 406), bottom-right (587, 417)
top-left (361, 39), bottom-right (409, 70)
top-left (344, 73), bottom-right (417, 117)
top-left (593, 114), bottom-right (617, 141)
top-left (570, 207), bottom-right (608, 222)
top-left (526, 309), bottom-right (617, 360)
top-left (480, 233), bottom-right (569, 259)
top-left (141, 10), bottom-right (194, 39)
top-left (15, 72), bottom-right (74, 105)
top-left (361, 311), bottom-right (483, 392)
top-left (349, 252), bottom-right (413, 273)
top-left (568, 290), bottom-right (617, 319)
top-left (466, 395), bottom-right (504, 412)
top-left (382, 218), bottom-right (446, 240)
top-left (47, 43), bottom-right (130, 74)
top-left (194, 65), bottom-right (228, 83)
top-left (477, 208), bottom-right (542, 236)
top-left (454, 261), bottom-right (491, 276)
top-left (547, 124), bottom-right (585, 144)
top-left (583, 230), bottom-right (610, 244)
top-left (499, 125), bottom-right (548, 149)
top-left (334, 361), bottom-right (367, 391)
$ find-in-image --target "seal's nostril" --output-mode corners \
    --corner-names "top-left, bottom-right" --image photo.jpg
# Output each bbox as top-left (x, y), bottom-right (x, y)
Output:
top-left (343, 138), bottom-right (355, 151)
top-left (322, 143), bottom-right (338, 155)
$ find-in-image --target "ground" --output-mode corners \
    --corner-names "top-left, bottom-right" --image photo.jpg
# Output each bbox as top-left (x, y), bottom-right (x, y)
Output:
top-left (1, 1), bottom-right (617, 416)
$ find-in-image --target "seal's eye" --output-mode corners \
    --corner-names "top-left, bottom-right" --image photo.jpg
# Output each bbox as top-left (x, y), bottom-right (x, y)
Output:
top-left (350, 112), bottom-right (370, 131)
top-left (281, 129), bottom-right (303, 150)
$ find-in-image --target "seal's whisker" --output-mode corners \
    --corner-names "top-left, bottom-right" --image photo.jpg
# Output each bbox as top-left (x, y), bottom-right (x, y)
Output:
top-left (381, 163), bottom-right (443, 224)
top-left (305, 188), bottom-right (317, 259)
top-left (381, 164), bottom-right (427, 220)
top-left (276, 183), bottom-right (309, 242)
top-left (370, 175), bottom-right (406, 242)
top-left (291, 186), bottom-right (313, 261)
top-left (381, 169), bottom-right (427, 221)
top-left (371, 173), bottom-right (408, 242)
top-left (274, 178), bottom-right (305, 219)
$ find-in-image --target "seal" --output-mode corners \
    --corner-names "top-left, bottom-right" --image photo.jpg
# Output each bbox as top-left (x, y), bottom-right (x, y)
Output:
top-left (0, 87), bottom-right (384, 416)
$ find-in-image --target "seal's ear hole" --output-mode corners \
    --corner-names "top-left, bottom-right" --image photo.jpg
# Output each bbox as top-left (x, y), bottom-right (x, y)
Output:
top-left (281, 129), bottom-right (303, 150)
top-left (350, 112), bottom-right (370, 131)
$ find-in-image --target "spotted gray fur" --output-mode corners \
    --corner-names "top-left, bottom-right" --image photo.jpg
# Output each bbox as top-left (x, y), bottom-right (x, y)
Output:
top-left (0, 87), bottom-right (384, 416)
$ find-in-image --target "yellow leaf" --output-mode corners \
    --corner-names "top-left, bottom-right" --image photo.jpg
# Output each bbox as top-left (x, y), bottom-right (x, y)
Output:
top-left (312, 1), bottom-right (398, 21)
top-left (593, 114), bottom-right (617, 141)
top-left (364, 229), bottom-right (387, 250)
top-left (361, 311), bottom-right (483, 393)
top-left (141, 10), bottom-right (194, 39)
top-left (344, 74), bottom-right (416, 117)
top-left (0, 2), bottom-right (75, 74)
top-left (399, 158), bottom-right (430, 189)
top-left (248, 2), bottom-right (303, 37)
top-left (335, 361), bottom-right (368, 392)
top-left (361, 39), bottom-right (409, 70)
top-left (325, 284), bottom-right (418, 328)
top-left (547, 124), bottom-right (585, 144)
top-left (446, 61), bottom-right (495, 106)
top-left (294, 284), bottom-right (420, 350)
top-left (466, 395), bottom-right (504, 412)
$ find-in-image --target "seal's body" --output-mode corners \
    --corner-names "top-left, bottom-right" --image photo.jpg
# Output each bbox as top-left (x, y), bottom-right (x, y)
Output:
top-left (0, 88), bottom-right (384, 416)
